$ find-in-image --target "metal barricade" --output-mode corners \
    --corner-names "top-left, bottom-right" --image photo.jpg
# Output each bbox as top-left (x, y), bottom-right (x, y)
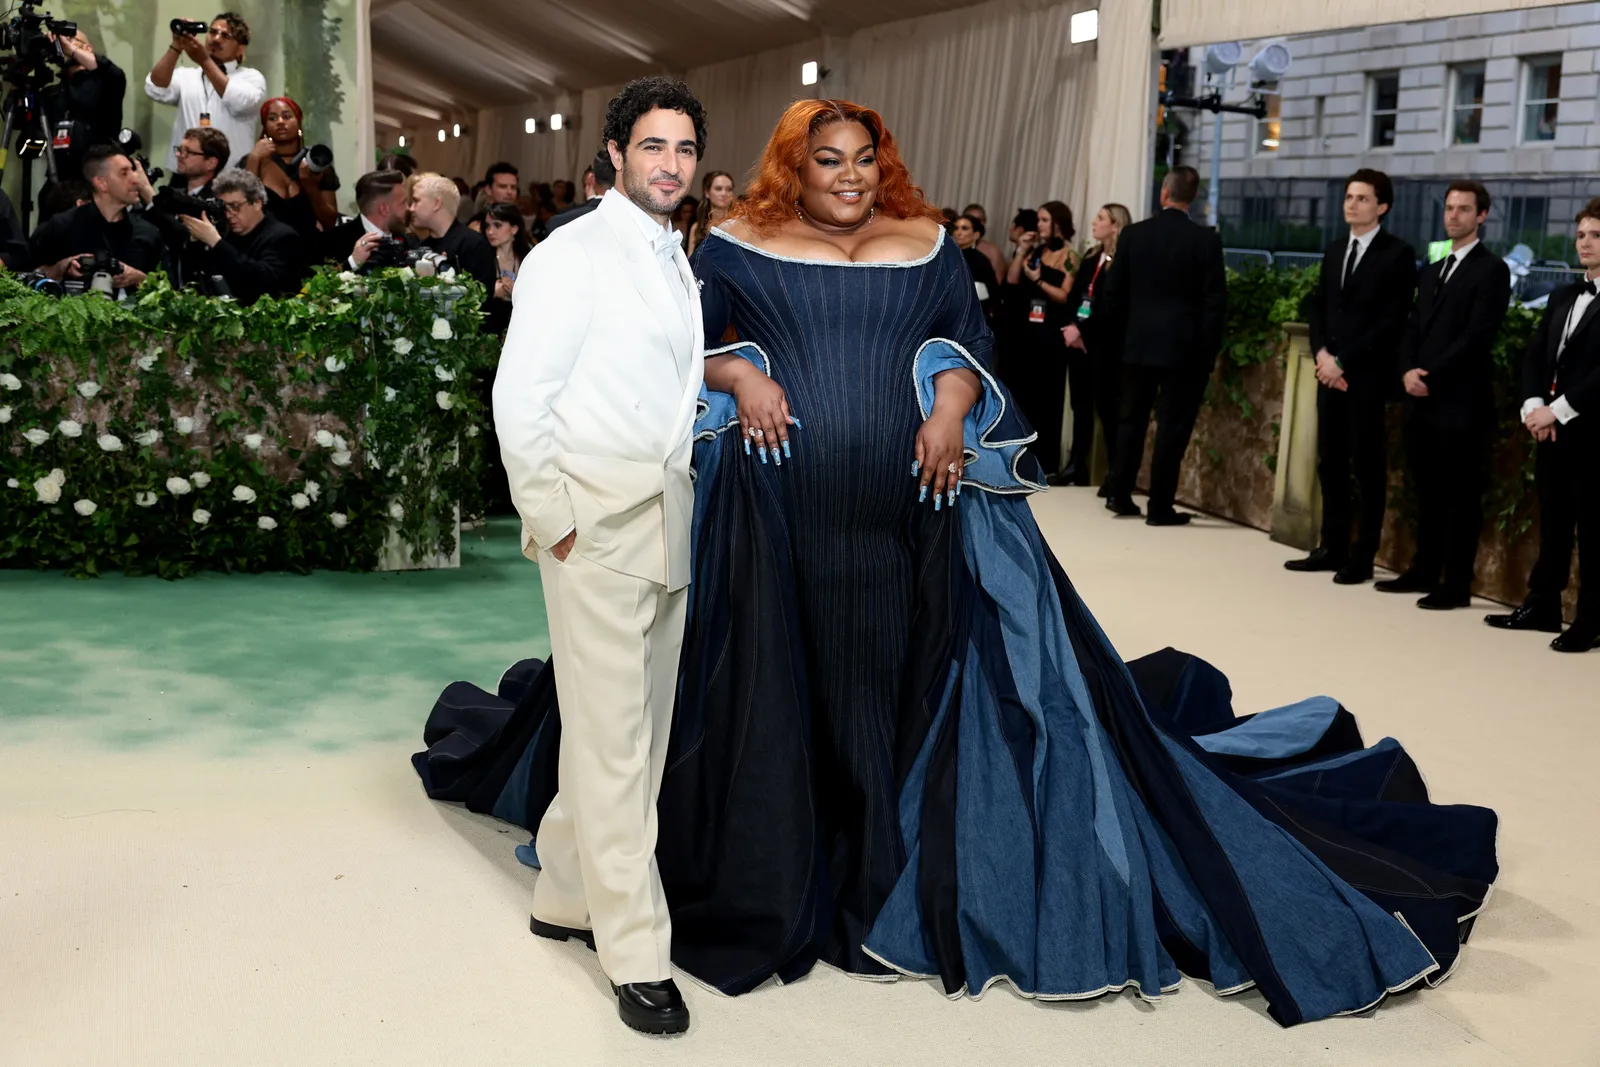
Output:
top-left (1272, 251), bottom-right (1325, 273)
top-left (1223, 248), bottom-right (1274, 272)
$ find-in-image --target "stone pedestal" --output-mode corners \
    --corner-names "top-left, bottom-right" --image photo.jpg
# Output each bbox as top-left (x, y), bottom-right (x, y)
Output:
top-left (1270, 323), bottom-right (1322, 552)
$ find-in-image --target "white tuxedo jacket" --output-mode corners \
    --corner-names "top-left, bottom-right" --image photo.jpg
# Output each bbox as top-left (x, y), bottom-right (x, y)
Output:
top-left (493, 191), bottom-right (705, 592)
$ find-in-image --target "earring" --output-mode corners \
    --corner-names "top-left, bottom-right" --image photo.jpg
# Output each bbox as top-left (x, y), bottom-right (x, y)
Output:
top-left (795, 199), bottom-right (804, 220)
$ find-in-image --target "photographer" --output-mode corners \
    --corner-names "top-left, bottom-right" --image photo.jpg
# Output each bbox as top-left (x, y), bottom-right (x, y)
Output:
top-left (177, 169), bottom-right (303, 305)
top-left (245, 95), bottom-right (339, 239)
top-left (169, 126), bottom-right (229, 197)
top-left (27, 145), bottom-right (161, 289)
top-left (144, 12), bottom-right (265, 169)
top-left (409, 172), bottom-right (495, 291)
top-left (321, 169), bottom-right (410, 269)
top-left (38, 29), bottom-right (127, 207)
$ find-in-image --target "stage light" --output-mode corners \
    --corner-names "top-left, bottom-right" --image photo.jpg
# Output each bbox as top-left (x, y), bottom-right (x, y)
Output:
top-left (437, 129), bottom-right (446, 142)
top-left (801, 61), bottom-right (818, 86)
top-left (1203, 41), bottom-right (1243, 77)
top-left (525, 118), bottom-right (536, 134)
top-left (1249, 42), bottom-right (1292, 81)
top-left (551, 113), bottom-right (564, 131)
top-left (1070, 9), bottom-right (1098, 44)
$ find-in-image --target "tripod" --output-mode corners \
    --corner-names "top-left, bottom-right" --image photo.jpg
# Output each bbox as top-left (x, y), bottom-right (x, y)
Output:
top-left (0, 79), bottom-right (61, 234)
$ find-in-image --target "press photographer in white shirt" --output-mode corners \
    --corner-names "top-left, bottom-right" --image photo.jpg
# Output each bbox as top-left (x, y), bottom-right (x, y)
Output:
top-left (144, 12), bottom-right (266, 171)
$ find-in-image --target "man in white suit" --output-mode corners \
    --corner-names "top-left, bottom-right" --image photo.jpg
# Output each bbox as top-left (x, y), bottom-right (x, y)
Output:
top-left (492, 77), bottom-right (706, 1036)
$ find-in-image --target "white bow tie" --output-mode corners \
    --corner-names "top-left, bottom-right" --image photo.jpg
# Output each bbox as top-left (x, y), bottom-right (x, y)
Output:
top-left (653, 228), bottom-right (684, 261)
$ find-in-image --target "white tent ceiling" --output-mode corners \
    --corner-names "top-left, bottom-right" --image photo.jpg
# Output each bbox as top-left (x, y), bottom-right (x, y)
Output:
top-left (370, 0), bottom-right (999, 128)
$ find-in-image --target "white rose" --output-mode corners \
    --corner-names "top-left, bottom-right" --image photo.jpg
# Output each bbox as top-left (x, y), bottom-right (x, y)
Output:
top-left (174, 416), bottom-right (195, 434)
top-left (338, 270), bottom-right (359, 284)
top-left (243, 433), bottom-right (264, 451)
top-left (304, 480), bottom-right (320, 501)
top-left (77, 381), bottom-right (101, 398)
top-left (232, 485), bottom-right (257, 504)
top-left (5, 478), bottom-right (17, 488)
top-left (431, 317), bottom-right (453, 341)
top-left (46, 468), bottom-right (65, 486)
top-left (96, 433), bottom-right (123, 452)
top-left (368, 453), bottom-right (381, 471)
top-left (192, 508), bottom-right (211, 525)
top-left (34, 475), bottom-right (61, 503)
top-left (133, 429), bottom-right (160, 447)
top-left (325, 356), bottom-right (347, 373)
top-left (135, 491), bottom-right (158, 507)
top-left (331, 450), bottom-right (352, 467)
top-left (165, 476), bottom-right (192, 496)
top-left (23, 428), bottom-right (50, 446)
top-left (190, 472), bottom-right (211, 488)
top-left (315, 429), bottom-right (335, 448)
top-left (388, 501), bottom-right (405, 521)
top-left (329, 511), bottom-right (349, 528)
top-left (136, 352), bottom-right (159, 371)
top-left (291, 492), bottom-right (310, 510)
top-left (397, 266), bottom-right (415, 279)
top-left (439, 267), bottom-right (457, 283)
top-left (257, 515), bottom-right (278, 531)
top-left (466, 424), bottom-right (480, 438)
top-left (0, 372), bottom-right (20, 391)
top-left (57, 419), bottom-right (82, 438)
top-left (434, 365), bottom-right (455, 382)
top-left (435, 391), bottom-right (453, 410)
top-left (391, 337), bottom-right (414, 356)
top-left (73, 498), bottom-right (96, 516)
top-left (384, 386), bottom-right (397, 402)
top-left (0, 406), bottom-right (10, 424)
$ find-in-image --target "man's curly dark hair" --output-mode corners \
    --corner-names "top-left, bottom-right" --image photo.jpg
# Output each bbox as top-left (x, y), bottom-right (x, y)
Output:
top-left (602, 77), bottom-right (707, 160)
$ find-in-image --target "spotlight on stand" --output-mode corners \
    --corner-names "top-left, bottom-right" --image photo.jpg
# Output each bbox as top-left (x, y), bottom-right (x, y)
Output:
top-left (1203, 41), bottom-right (1243, 78)
top-left (1249, 41), bottom-right (1292, 82)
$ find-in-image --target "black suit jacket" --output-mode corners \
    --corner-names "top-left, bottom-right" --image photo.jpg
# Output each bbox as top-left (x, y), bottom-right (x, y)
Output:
top-left (1399, 242), bottom-right (1510, 429)
top-left (1307, 229), bottom-right (1417, 390)
top-left (1523, 278), bottom-right (1600, 447)
top-left (317, 216), bottom-right (368, 267)
top-left (197, 215), bottom-right (306, 305)
top-left (1064, 247), bottom-right (1121, 360)
top-left (1098, 207), bottom-right (1226, 370)
top-left (546, 199), bottom-right (600, 234)
top-left (425, 220), bottom-right (497, 293)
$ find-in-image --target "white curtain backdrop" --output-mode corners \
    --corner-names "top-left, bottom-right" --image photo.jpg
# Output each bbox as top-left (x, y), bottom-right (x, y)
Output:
top-left (1159, 0), bottom-right (1579, 48)
top-left (1085, 0), bottom-right (1156, 223)
top-left (686, 41), bottom-right (822, 189)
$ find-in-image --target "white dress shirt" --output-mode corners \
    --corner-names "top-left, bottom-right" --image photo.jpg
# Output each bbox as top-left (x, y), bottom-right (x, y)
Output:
top-left (1521, 274), bottom-right (1597, 425)
top-left (1438, 238), bottom-right (1478, 286)
top-left (605, 188), bottom-right (690, 312)
top-left (1341, 225), bottom-right (1381, 285)
top-left (144, 60), bottom-right (267, 170)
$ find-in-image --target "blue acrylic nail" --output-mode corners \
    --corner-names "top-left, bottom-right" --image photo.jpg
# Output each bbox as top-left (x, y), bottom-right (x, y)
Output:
top-left (947, 489), bottom-right (955, 507)
top-left (918, 485), bottom-right (927, 503)
top-left (744, 438), bottom-right (751, 455)
top-left (791, 417), bottom-right (804, 430)
top-left (759, 446), bottom-right (769, 464)
top-left (956, 480), bottom-right (962, 497)
top-left (772, 448), bottom-right (781, 467)
top-left (782, 441), bottom-right (791, 459)
top-left (911, 460), bottom-right (920, 477)
top-left (934, 494), bottom-right (942, 512)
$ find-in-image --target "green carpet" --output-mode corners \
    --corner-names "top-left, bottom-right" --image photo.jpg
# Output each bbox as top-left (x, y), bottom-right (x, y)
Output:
top-left (0, 517), bottom-right (547, 753)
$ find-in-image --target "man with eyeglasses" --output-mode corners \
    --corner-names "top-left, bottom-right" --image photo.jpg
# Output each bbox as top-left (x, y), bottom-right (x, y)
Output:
top-left (177, 169), bottom-right (304, 305)
top-left (144, 13), bottom-right (266, 171)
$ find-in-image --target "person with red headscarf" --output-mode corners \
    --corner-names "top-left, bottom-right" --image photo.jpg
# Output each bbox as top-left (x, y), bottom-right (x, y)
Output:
top-left (244, 95), bottom-right (340, 238)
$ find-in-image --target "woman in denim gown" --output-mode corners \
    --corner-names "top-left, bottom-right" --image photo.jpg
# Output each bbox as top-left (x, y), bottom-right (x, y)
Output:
top-left (415, 100), bottom-right (1497, 1027)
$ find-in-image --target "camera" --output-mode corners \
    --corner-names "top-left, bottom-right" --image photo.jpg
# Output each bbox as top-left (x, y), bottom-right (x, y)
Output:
top-left (11, 271), bottom-right (66, 297)
top-left (303, 144), bottom-right (334, 175)
top-left (1, 2), bottom-right (77, 86)
top-left (114, 127), bottom-right (165, 183)
top-left (170, 18), bottom-right (208, 36)
top-left (365, 235), bottom-right (450, 276)
top-left (152, 186), bottom-right (226, 230)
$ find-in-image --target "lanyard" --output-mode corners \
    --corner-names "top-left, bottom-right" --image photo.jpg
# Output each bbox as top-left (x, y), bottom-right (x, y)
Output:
top-left (1085, 253), bottom-right (1108, 299)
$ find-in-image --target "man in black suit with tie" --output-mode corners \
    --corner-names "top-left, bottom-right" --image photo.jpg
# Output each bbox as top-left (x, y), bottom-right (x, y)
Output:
top-left (320, 169), bottom-right (411, 269)
top-left (1378, 180), bottom-right (1510, 609)
top-left (1486, 198), bottom-right (1600, 652)
top-left (1098, 166), bottom-right (1227, 526)
top-left (1286, 169), bottom-right (1417, 583)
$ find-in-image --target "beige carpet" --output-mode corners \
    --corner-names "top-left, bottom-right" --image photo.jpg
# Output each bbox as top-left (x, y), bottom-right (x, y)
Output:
top-left (2, 490), bottom-right (1594, 1066)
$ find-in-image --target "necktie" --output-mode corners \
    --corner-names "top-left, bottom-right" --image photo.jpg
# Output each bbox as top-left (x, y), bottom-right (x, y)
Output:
top-left (1439, 254), bottom-right (1457, 286)
top-left (653, 227), bottom-right (684, 262)
top-left (1342, 239), bottom-right (1360, 289)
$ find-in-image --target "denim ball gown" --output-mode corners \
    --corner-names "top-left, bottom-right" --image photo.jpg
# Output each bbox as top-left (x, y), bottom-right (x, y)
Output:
top-left (413, 228), bottom-right (1497, 1027)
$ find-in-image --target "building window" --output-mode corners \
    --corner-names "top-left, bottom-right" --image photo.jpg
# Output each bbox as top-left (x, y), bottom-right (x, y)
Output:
top-left (1522, 56), bottom-right (1562, 142)
top-left (1369, 72), bottom-right (1400, 148)
top-left (1256, 82), bottom-right (1281, 154)
top-left (1450, 64), bottom-right (1486, 145)
top-left (1313, 96), bottom-right (1326, 150)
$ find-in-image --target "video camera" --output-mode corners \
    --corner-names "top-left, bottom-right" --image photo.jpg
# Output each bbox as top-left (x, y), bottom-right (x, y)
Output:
top-left (366, 235), bottom-right (451, 275)
top-left (170, 18), bottom-right (209, 37)
top-left (0, 2), bottom-right (76, 88)
top-left (151, 186), bottom-right (226, 230)
top-left (115, 127), bottom-right (164, 183)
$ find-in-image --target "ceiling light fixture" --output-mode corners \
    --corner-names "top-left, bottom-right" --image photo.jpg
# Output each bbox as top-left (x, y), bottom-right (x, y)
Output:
top-left (801, 61), bottom-right (818, 86)
top-left (437, 129), bottom-right (446, 142)
top-left (452, 123), bottom-right (461, 138)
top-left (525, 118), bottom-right (536, 134)
top-left (1070, 9), bottom-right (1098, 44)
top-left (551, 113), bottom-right (564, 131)
top-left (398, 135), bottom-right (406, 147)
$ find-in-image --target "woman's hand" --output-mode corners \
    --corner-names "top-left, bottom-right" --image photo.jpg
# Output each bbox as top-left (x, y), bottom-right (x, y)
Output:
top-left (732, 371), bottom-right (795, 466)
top-left (915, 410), bottom-right (965, 510)
top-left (494, 276), bottom-right (513, 300)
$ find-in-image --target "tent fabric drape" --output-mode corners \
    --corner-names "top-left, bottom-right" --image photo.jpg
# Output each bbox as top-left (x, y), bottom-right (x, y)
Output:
top-left (1085, 0), bottom-right (1155, 223)
top-left (1158, 0), bottom-right (1577, 49)
top-left (686, 42), bottom-right (819, 188)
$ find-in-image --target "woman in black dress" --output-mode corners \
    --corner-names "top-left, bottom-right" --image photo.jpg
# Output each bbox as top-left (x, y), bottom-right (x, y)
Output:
top-left (245, 96), bottom-right (339, 241)
top-left (951, 212), bottom-right (1000, 320)
top-left (1003, 199), bottom-right (1078, 479)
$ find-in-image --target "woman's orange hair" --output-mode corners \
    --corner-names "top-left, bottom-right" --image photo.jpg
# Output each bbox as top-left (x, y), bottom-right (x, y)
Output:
top-left (733, 99), bottom-right (942, 235)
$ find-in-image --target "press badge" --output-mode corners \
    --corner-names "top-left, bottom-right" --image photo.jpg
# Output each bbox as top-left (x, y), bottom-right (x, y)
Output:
top-left (52, 122), bottom-right (71, 150)
top-left (1076, 298), bottom-right (1093, 321)
top-left (1028, 298), bottom-right (1047, 324)
top-left (199, 112), bottom-right (212, 127)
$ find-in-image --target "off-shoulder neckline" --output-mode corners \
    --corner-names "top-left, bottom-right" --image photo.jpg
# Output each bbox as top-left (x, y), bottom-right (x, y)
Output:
top-left (707, 225), bottom-right (945, 268)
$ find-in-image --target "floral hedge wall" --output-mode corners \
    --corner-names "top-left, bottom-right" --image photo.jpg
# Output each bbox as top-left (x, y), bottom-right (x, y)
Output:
top-left (0, 269), bottom-right (497, 579)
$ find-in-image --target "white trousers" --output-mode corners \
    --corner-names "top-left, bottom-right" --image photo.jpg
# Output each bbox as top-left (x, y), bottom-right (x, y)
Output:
top-left (531, 545), bottom-right (686, 984)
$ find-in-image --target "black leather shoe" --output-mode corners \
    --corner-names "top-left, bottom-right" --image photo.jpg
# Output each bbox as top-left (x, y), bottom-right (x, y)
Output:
top-left (1375, 571), bottom-right (1437, 594)
top-left (1106, 497), bottom-right (1142, 517)
top-left (1332, 562), bottom-right (1374, 585)
top-left (1284, 547), bottom-right (1345, 573)
top-left (1485, 602), bottom-right (1564, 633)
top-left (1046, 464), bottom-right (1090, 487)
top-left (1146, 510), bottom-right (1193, 527)
top-left (1417, 590), bottom-right (1471, 610)
top-left (1096, 483), bottom-right (1113, 499)
top-left (530, 916), bottom-right (595, 951)
top-left (1551, 620), bottom-right (1600, 653)
top-left (613, 979), bottom-right (690, 1035)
